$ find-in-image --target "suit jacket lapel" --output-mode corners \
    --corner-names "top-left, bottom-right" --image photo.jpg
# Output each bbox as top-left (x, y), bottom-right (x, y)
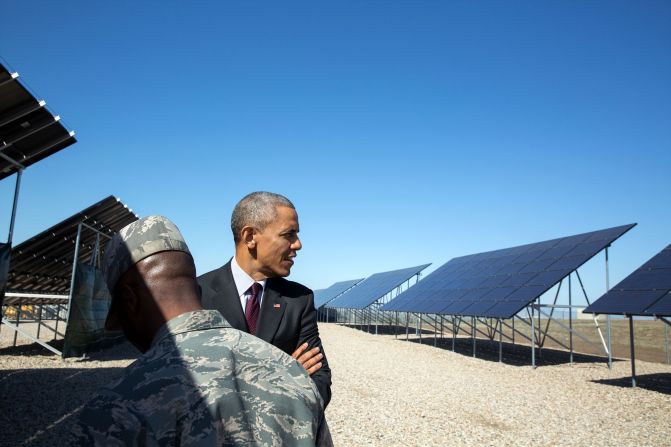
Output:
top-left (256, 279), bottom-right (286, 343)
top-left (210, 261), bottom-right (248, 332)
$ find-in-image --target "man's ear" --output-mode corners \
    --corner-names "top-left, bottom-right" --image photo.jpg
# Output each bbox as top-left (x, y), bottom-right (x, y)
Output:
top-left (240, 226), bottom-right (256, 249)
top-left (118, 282), bottom-right (140, 315)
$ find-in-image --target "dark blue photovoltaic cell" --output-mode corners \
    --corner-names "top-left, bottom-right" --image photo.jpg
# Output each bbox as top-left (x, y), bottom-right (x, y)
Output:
top-left (585, 290), bottom-right (667, 315)
top-left (441, 300), bottom-right (474, 315)
top-left (482, 301), bottom-right (528, 319)
top-left (460, 300), bottom-right (496, 316)
top-left (382, 224), bottom-right (635, 318)
top-left (313, 278), bottom-right (364, 308)
top-left (504, 286), bottom-right (549, 303)
top-left (641, 250), bottom-right (671, 270)
top-left (519, 258), bottom-right (557, 274)
top-left (501, 272), bottom-right (537, 287)
top-left (480, 287), bottom-right (515, 301)
top-left (527, 269), bottom-right (571, 288)
top-left (615, 270), bottom-right (671, 291)
top-left (326, 264), bottom-right (430, 309)
top-left (646, 292), bottom-right (671, 316)
top-left (585, 244), bottom-right (671, 317)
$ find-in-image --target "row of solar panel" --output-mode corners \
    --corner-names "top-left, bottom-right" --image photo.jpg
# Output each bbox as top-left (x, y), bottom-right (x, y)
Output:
top-left (313, 279), bottom-right (364, 309)
top-left (584, 245), bottom-right (671, 317)
top-left (383, 224), bottom-right (637, 318)
top-left (315, 264), bottom-right (431, 310)
top-left (317, 223), bottom-right (671, 319)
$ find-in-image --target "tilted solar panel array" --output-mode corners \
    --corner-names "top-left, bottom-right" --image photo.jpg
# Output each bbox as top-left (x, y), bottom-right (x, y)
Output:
top-left (584, 244), bottom-right (671, 317)
top-left (0, 62), bottom-right (76, 180)
top-left (381, 224), bottom-right (635, 319)
top-left (7, 196), bottom-right (138, 295)
top-left (327, 264), bottom-right (430, 310)
top-left (314, 278), bottom-right (364, 309)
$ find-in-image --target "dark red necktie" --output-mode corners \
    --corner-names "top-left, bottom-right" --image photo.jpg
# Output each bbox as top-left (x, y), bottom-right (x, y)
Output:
top-left (244, 283), bottom-right (262, 335)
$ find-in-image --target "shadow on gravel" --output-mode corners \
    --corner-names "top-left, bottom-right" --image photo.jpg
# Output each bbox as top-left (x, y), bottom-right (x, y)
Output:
top-left (592, 373), bottom-right (671, 395)
top-left (341, 324), bottom-right (433, 336)
top-left (0, 338), bottom-right (138, 361)
top-left (342, 324), bottom-right (617, 367)
top-left (0, 367), bottom-right (126, 446)
top-left (0, 339), bottom-right (65, 357)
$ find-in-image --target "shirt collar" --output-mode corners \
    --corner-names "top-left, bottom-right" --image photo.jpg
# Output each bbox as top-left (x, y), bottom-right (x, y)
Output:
top-left (231, 256), bottom-right (267, 298)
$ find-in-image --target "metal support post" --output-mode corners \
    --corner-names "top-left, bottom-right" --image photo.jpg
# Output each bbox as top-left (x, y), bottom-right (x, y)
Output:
top-left (531, 303), bottom-right (536, 368)
top-left (375, 306), bottom-right (378, 335)
top-left (629, 316), bottom-right (637, 388)
top-left (7, 169), bottom-right (23, 244)
top-left (665, 323), bottom-right (670, 365)
top-left (64, 223), bottom-right (84, 343)
top-left (36, 305), bottom-right (43, 339)
top-left (452, 316), bottom-right (456, 351)
top-left (405, 312), bottom-right (409, 340)
top-left (53, 305), bottom-right (60, 340)
top-left (418, 314), bottom-right (422, 344)
top-left (512, 318), bottom-right (515, 345)
top-left (498, 319), bottom-right (503, 363)
top-left (90, 232), bottom-right (101, 266)
top-left (569, 273), bottom-right (573, 365)
top-left (537, 296), bottom-right (542, 357)
top-left (575, 271), bottom-right (609, 356)
top-left (395, 311), bottom-right (399, 339)
top-left (434, 315), bottom-right (437, 347)
top-left (540, 281), bottom-right (563, 348)
top-left (13, 305), bottom-right (20, 346)
top-left (472, 317), bottom-right (476, 358)
top-left (605, 247), bottom-right (613, 369)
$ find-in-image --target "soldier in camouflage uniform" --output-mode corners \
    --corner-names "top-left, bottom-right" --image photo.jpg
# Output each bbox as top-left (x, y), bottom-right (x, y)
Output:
top-left (71, 215), bottom-right (332, 446)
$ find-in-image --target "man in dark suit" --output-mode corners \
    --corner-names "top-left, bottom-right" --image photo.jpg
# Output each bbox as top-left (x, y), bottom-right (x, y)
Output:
top-left (198, 192), bottom-right (331, 407)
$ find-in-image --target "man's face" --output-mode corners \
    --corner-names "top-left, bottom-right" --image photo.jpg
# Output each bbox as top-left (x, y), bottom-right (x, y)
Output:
top-left (253, 206), bottom-right (302, 278)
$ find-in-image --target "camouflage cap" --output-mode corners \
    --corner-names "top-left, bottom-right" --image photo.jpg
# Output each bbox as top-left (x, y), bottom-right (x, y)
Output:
top-left (102, 215), bottom-right (191, 329)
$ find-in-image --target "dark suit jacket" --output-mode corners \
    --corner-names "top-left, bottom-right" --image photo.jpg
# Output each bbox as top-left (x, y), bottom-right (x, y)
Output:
top-left (197, 260), bottom-right (332, 407)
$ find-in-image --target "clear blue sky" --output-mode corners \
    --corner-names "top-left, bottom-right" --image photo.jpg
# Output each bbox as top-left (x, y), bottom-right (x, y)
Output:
top-left (1, 1), bottom-right (669, 305)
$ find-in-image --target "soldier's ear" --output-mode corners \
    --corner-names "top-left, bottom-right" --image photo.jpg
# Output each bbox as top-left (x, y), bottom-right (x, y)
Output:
top-left (118, 282), bottom-right (139, 315)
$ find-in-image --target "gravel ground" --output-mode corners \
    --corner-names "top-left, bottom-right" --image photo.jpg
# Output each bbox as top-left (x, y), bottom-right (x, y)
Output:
top-left (1, 322), bottom-right (670, 446)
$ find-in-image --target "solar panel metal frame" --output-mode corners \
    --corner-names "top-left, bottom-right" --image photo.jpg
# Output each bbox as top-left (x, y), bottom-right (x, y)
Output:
top-left (313, 278), bottom-right (364, 309)
top-left (0, 62), bottom-right (77, 180)
top-left (584, 244), bottom-right (671, 317)
top-left (326, 264), bottom-right (430, 310)
top-left (382, 224), bottom-right (635, 319)
top-left (6, 196), bottom-right (138, 296)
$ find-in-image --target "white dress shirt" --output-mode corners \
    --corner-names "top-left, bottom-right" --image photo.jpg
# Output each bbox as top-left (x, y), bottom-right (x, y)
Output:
top-left (231, 256), bottom-right (267, 312)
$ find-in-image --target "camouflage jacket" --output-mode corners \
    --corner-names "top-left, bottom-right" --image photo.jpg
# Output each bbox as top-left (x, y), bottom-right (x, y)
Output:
top-left (70, 310), bottom-right (332, 446)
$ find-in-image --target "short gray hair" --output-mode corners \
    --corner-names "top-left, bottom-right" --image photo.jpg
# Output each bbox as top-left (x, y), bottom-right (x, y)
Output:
top-left (231, 192), bottom-right (295, 243)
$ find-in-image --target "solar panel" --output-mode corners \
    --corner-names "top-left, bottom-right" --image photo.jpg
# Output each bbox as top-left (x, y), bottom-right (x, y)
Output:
top-left (645, 292), bottom-right (671, 316)
top-left (381, 224), bottom-right (635, 319)
top-left (313, 278), bottom-right (364, 309)
top-left (6, 196), bottom-right (138, 295)
top-left (326, 264), bottom-right (430, 310)
top-left (584, 244), bottom-right (671, 317)
top-left (0, 62), bottom-right (76, 179)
